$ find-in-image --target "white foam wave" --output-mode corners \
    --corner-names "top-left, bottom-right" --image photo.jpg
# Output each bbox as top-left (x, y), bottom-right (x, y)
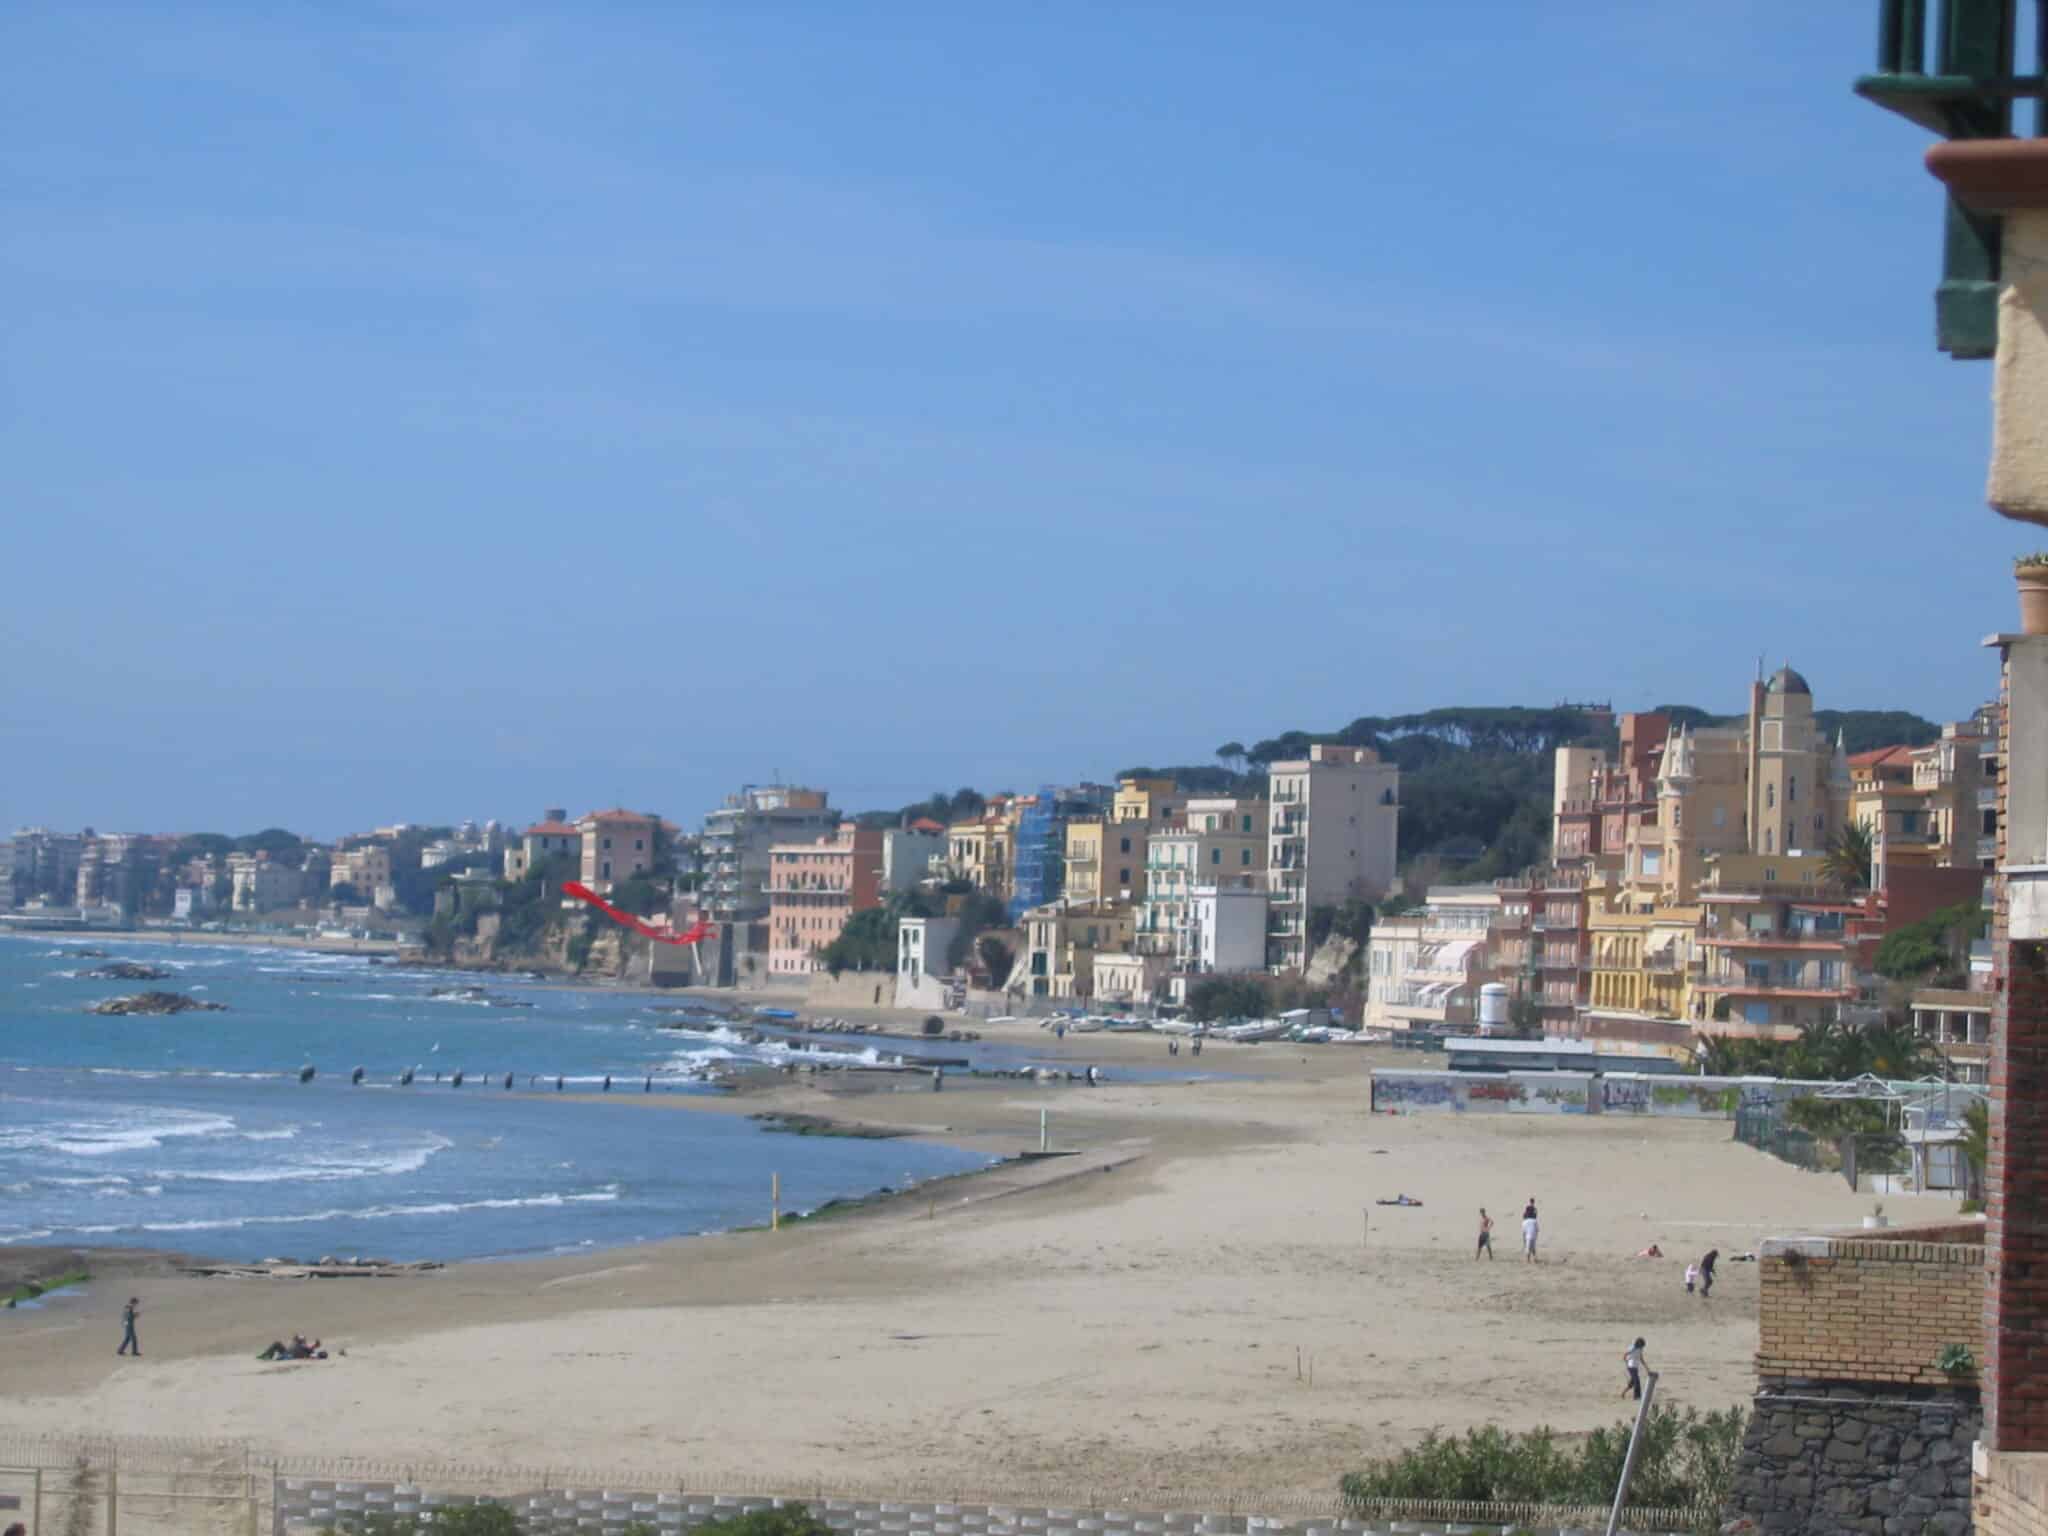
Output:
top-left (163, 1132), bottom-right (452, 1184)
top-left (11, 1108), bottom-right (238, 1158)
top-left (53, 1185), bottom-right (623, 1237)
top-left (238, 1128), bottom-right (300, 1142)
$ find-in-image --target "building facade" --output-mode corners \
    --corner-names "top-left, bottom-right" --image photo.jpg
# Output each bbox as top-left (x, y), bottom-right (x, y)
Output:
top-left (1266, 745), bottom-right (1400, 971)
top-left (766, 824), bottom-right (882, 977)
top-left (1362, 886), bottom-right (1499, 1034)
top-left (1137, 797), bottom-right (1268, 958)
top-left (503, 811), bottom-right (583, 881)
top-left (1063, 818), bottom-right (1149, 906)
top-left (1016, 904), bottom-right (1135, 1001)
top-left (700, 786), bottom-right (837, 921)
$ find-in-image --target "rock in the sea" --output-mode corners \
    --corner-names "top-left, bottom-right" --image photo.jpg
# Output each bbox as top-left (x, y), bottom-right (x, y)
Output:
top-left (86, 960), bottom-right (175, 981)
top-left (89, 991), bottom-right (228, 1016)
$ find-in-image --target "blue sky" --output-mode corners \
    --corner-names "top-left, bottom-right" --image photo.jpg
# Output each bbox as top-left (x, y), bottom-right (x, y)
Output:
top-left (0, 3), bottom-right (2018, 837)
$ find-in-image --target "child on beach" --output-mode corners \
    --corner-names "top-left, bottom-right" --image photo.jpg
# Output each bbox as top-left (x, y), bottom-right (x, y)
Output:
top-left (1622, 1337), bottom-right (1647, 1400)
top-left (1684, 1261), bottom-right (1699, 1294)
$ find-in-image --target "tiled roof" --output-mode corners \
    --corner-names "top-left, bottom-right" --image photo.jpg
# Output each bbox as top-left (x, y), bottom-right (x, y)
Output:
top-left (1849, 745), bottom-right (1917, 770)
top-left (525, 822), bottom-right (580, 837)
top-left (579, 808), bottom-right (656, 824)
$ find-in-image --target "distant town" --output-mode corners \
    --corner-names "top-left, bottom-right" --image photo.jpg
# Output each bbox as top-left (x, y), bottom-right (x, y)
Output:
top-left (1, 665), bottom-right (1997, 1084)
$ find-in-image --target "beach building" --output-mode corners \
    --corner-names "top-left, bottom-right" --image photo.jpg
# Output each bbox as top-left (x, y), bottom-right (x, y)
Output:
top-left (1910, 986), bottom-right (1992, 1084)
top-left (1361, 886), bottom-right (1499, 1034)
top-left (1266, 744), bottom-right (1401, 971)
top-left (1007, 784), bottom-right (1113, 920)
top-left (577, 809), bottom-right (660, 893)
top-left (896, 915), bottom-right (963, 1011)
top-left (502, 810), bottom-right (583, 881)
top-left (766, 823), bottom-right (882, 977)
top-left (1064, 818), bottom-right (1149, 906)
top-left (4, 828), bottom-right (85, 907)
top-left (1179, 884), bottom-right (1269, 976)
top-left (230, 851), bottom-right (302, 913)
top-left (1848, 723), bottom-right (1988, 882)
top-left (1090, 950), bottom-right (1169, 1008)
top-left (1136, 797), bottom-right (1268, 957)
top-left (1016, 902), bottom-right (1136, 1001)
top-left (880, 825), bottom-right (944, 892)
top-left (699, 785), bottom-right (837, 921)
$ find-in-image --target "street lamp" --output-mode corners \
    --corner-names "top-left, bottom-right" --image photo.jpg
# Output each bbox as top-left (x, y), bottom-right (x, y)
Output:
top-left (1854, 1), bottom-right (2048, 357)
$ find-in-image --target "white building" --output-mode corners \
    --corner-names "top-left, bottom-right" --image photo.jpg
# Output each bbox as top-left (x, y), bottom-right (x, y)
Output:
top-left (1267, 744), bottom-right (1400, 971)
top-left (1136, 797), bottom-right (1268, 957)
top-left (1183, 885), bottom-right (1270, 975)
top-left (879, 828), bottom-right (945, 892)
top-left (897, 916), bottom-right (963, 1013)
top-left (1361, 886), bottom-right (1499, 1034)
top-left (700, 785), bottom-right (838, 920)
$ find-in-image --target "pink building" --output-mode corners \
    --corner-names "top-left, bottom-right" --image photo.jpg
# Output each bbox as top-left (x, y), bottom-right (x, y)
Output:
top-left (767, 824), bottom-right (884, 976)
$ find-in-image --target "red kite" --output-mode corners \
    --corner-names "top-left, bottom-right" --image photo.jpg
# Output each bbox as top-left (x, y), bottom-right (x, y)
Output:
top-left (562, 881), bottom-right (713, 946)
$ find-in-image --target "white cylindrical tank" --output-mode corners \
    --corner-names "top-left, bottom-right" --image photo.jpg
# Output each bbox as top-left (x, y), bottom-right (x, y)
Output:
top-left (1477, 983), bottom-right (1511, 1036)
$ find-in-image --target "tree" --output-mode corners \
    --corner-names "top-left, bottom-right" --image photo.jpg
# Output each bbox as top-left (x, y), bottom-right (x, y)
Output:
top-left (974, 934), bottom-right (1015, 988)
top-left (329, 882), bottom-right (364, 906)
top-left (1215, 741), bottom-right (1247, 772)
top-left (1822, 822), bottom-right (1873, 892)
top-left (1875, 901), bottom-right (1982, 984)
top-left (1186, 975), bottom-right (1268, 1021)
top-left (608, 872), bottom-right (671, 918)
top-left (232, 827), bottom-right (305, 857)
top-left (820, 907), bottom-right (898, 974)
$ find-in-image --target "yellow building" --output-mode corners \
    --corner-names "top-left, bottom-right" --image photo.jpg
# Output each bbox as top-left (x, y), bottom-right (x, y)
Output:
top-left (1063, 818), bottom-right (1149, 905)
top-left (946, 798), bottom-right (1019, 900)
top-left (1112, 777), bottom-right (1182, 828)
top-left (1015, 903), bottom-right (1137, 1001)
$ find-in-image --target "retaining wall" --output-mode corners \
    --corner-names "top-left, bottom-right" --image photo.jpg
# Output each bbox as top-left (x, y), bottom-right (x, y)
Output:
top-left (1726, 1384), bottom-right (1979, 1536)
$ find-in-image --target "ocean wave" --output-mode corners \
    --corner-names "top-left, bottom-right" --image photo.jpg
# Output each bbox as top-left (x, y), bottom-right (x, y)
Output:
top-left (238, 1127), bottom-right (300, 1142)
top-left (5, 1108), bottom-right (239, 1158)
top-left (48, 1184), bottom-right (623, 1238)
top-left (341, 993), bottom-right (404, 1002)
top-left (161, 1132), bottom-right (452, 1184)
top-left (0, 1228), bottom-right (56, 1245)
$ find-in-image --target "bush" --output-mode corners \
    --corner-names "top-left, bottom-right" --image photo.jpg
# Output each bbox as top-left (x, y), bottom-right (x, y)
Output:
top-left (1340, 1405), bottom-right (1743, 1521)
top-left (922, 1015), bottom-right (945, 1035)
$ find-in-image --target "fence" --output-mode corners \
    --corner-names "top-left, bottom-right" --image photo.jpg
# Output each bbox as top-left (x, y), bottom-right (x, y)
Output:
top-left (1732, 1103), bottom-right (1821, 1173)
top-left (0, 1435), bottom-right (1710, 1536)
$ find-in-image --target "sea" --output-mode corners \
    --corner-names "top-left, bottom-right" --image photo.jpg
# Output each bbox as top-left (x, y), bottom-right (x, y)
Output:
top-left (0, 933), bottom-right (1043, 1263)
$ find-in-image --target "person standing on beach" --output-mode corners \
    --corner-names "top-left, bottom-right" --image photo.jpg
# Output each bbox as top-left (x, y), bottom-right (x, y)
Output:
top-left (1621, 1337), bottom-right (1647, 1399)
top-left (1699, 1249), bottom-right (1719, 1299)
top-left (117, 1296), bottom-right (141, 1356)
top-left (1520, 1198), bottom-right (1540, 1262)
top-left (1476, 1208), bottom-right (1494, 1260)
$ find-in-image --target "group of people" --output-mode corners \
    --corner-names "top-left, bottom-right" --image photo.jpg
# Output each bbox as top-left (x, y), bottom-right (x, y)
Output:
top-left (1473, 1198), bottom-right (1543, 1261)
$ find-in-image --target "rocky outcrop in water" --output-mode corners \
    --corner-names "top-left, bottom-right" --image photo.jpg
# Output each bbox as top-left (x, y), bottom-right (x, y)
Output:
top-left (85, 961), bottom-right (174, 981)
top-left (89, 991), bottom-right (228, 1016)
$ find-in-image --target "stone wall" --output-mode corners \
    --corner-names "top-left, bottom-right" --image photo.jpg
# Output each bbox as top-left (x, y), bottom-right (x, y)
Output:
top-left (1726, 1385), bottom-right (1979, 1536)
top-left (1756, 1234), bottom-right (1985, 1390)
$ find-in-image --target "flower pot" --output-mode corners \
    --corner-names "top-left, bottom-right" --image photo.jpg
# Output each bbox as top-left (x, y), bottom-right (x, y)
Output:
top-left (1863, 1215), bottom-right (1889, 1230)
top-left (2018, 566), bottom-right (2048, 635)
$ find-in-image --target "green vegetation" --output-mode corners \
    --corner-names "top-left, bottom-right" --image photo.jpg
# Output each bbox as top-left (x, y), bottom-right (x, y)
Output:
top-left (1873, 901), bottom-right (1983, 985)
top-left (1821, 821), bottom-right (1873, 893)
top-left (5, 1268), bottom-right (89, 1309)
top-left (1340, 1404), bottom-right (1743, 1524)
top-left (1695, 1016), bottom-right (1941, 1081)
top-left (943, 890), bottom-right (1010, 971)
top-left (1185, 972), bottom-right (1330, 1021)
top-left (976, 933), bottom-right (1015, 988)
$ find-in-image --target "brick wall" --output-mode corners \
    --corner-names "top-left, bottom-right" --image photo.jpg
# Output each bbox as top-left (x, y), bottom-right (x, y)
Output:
top-left (1755, 1235), bottom-right (1984, 1389)
top-left (1987, 640), bottom-right (2048, 1454)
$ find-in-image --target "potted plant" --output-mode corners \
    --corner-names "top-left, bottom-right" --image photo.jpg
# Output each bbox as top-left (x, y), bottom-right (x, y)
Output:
top-left (1864, 1200), bottom-right (1889, 1230)
top-left (2017, 554), bottom-right (2048, 635)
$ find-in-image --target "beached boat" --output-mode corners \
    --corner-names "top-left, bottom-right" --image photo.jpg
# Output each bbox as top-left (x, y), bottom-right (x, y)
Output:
top-left (1220, 1018), bottom-right (1290, 1043)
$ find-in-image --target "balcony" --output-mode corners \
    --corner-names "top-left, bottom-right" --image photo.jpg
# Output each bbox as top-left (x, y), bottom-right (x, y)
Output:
top-left (1703, 968), bottom-right (1855, 999)
top-left (1540, 948), bottom-right (1582, 971)
top-left (1978, 784), bottom-right (2000, 811)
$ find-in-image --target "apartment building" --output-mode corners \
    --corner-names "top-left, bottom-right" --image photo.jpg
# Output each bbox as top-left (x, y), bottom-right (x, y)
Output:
top-left (1909, 987), bottom-right (1992, 1084)
top-left (330, 844), bottom-right (394, 904)
top-left (1180, 885), bottom-right (1270, 976)
top-left (1689, 854), bottom-right (1864, 1041)
top-left (1266, 745), bottom-right (1400, 971)
top-left (1064, 818), bottom-right (1149, 905)
top-left (897, 915), bottom-right (964, 1011)
top-left (577, 809), bottom-right (660, 893)
top-left (946, 798), bottom-right (1020, 902)
top-left (1489, 870), bottom-right (1589, 1032)
top-left (700, 785), bottom-right (837, 921)
top-left (1112, 777), bottom-right (1182, 828)
top-left (230, 851), bottom-right (303, 912)
top-left (1136, 797), bottom-right (1268, 957)
top-left (1016, 903), bottom-right (1135, 1001)
top-left (503, 810), bottom-right (583, 881)
top-left (5, 828), bottom-right (85, 906)
top-left (1362, 886), bottom-right (1499, 1033)
top-left (1090, 950), bottom-right (1170, 1008)
top-left (766, 824), bottom-right (882, 977)
top-left (1847, 723), bottom-right (1987, 881)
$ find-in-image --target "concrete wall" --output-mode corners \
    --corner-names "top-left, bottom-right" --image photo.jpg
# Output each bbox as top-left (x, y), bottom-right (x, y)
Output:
top-left (1370, 1071), bottom-right (1595, 1114)
top-left (1371, 1070), bottom-right (1862, 1120)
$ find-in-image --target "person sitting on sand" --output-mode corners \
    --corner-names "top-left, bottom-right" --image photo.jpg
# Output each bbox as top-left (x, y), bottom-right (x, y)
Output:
top-left (1634, 1244), bottom-right (1664, 1259)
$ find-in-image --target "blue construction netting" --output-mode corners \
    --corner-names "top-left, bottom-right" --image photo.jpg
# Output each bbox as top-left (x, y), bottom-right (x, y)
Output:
top-left (1008, 785), bottom-right (1064, 922)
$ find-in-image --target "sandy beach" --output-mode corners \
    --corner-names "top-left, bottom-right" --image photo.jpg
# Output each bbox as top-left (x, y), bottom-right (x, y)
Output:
top-left (0, 1022), bottom-right (1961, 1504)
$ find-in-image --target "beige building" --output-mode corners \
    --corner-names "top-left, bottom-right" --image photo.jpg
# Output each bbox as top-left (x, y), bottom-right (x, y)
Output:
top-left (329, 844), bottom-right (394, 905)
top-left (231, 851), bottom-right (303, 913)
top-left (1015, 903), bottom-right (1136, 1002)
top-left (1136, 797), bottom-right (1268, 957)
top-left (502, 810), bottom-right (583, 881)
top-left (1090, 950), bottom-right (1169, 1008)
top-left (1362, 886), bottom-right (1499, 1034)
top-left (1112, 777), bottom-right (1182, 828)
top-left (946, 800), bottom-right (1019, 901)
top-left (1848, 723), bottom-right (1988, 883)
top-left (1063, 818), bottom-right (1149, 905)
top-left (578, 809), bottom-right (659, 892)
top-left (1267, 745), bottom-right (1400, 971)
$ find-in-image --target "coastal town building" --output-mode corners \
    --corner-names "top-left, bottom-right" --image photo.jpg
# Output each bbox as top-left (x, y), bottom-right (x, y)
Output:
top-left (1063, 818), bottom-right (1148, 906)
top-left (1136, 797), bottom-right (1268, 957)
top-left (577, 809), bottom-right (660, 893)
top-left (766, 823), bottom-right (883, 977)
top-left (1910, 985), bottom-right (1992, 1085)
top-left (1015, 902), bottom-right (1135, 1001)
top-left (945, 797), bottom-right (1021, 903)
top-left (1266, 744), bottom-right (1400, 971)
top-left (699, 785), bottom-right (837, 921)
top-left (1112, 776), bottom-right (1182, 828)
top-left (1361, 886), bottom-right (1499, 1034)
top-left (1488, 870), bottom-right (1589, 1031)
top-left (229, 851), bottom-right (303, 912)
top-left (502, 811), bottom-right (583, 882)
top-left (879, 826), bottom-right (945, 892)
top-left (896, 915), bottom-right (963, 1011)
top-left (1847, 722), bottom-right (1988, 883)
top-left (1179, 884), bottom-right (1270, 977)
top-left (1090, 949), bottom-right (1169, 1008)
top-left (330, 844), bottom-right (395, 905)
top-left (3, 828), bottom-right (85, 907)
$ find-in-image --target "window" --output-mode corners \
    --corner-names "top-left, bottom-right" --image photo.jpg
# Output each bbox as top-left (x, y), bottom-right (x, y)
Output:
top-left (1118, 867), bottom-right (1130, 885)
top-left (1765, 784), bottom-right (1775, 810)
top-left (1714, 805), bottom-right (1727, 829)
top-left (1120, 837), bottom-right (1132, 854)
top-left (1211, 849), bottom-right (1222, 865)
top-left (635, 838), bottom-right (645, 850)
top-left (1765, 829), bottom-right (1774, 853)
top-left (1241, 815), bottom-right (1253, 833)
top-left (1787, 776), bottom-right (1797, 803)
top-left (1744, 1000), bottom-right (1771, 1026)
top-left (1241, 849), bottom-right (1252, 865)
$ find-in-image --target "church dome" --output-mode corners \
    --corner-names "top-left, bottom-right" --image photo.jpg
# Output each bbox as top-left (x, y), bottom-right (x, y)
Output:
top-left (1766, 666), bottom-right (1811, 697)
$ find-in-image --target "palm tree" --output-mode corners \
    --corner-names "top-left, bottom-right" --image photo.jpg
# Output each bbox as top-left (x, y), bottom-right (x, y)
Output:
top-left (1823, 821), bottom-right (1874, 892)
top-left (1859, 1017), bottom-right (1940, 1081)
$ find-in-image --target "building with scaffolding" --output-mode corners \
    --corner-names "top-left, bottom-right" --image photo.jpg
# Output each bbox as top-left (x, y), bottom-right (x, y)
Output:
top-left (1007, 784), bottom-right (1113, 922)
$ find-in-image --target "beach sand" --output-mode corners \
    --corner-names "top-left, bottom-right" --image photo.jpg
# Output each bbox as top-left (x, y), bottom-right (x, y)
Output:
top-left (0, 1028), bottom-right (1957, 1503)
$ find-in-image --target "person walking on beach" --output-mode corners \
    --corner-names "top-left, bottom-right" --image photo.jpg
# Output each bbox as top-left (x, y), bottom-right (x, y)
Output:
top-left (1621, 1337), bottom-right (1648, 1399)
top-left (1684, 1260), bottom-right (1699, 1294)
top-left (1699, 1249), bottom-right (1719, 1299)
top-left (117, 1296), bottom-right (141, 1356)
top-left (1476, 1207), bottom-right (1494, 1260)
top-left (1520, 1198), bottom-right (1540, 1262)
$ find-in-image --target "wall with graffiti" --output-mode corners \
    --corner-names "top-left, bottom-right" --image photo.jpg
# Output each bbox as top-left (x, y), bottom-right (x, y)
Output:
top-left (1371, 1070), bottom-right (1814, 1118)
